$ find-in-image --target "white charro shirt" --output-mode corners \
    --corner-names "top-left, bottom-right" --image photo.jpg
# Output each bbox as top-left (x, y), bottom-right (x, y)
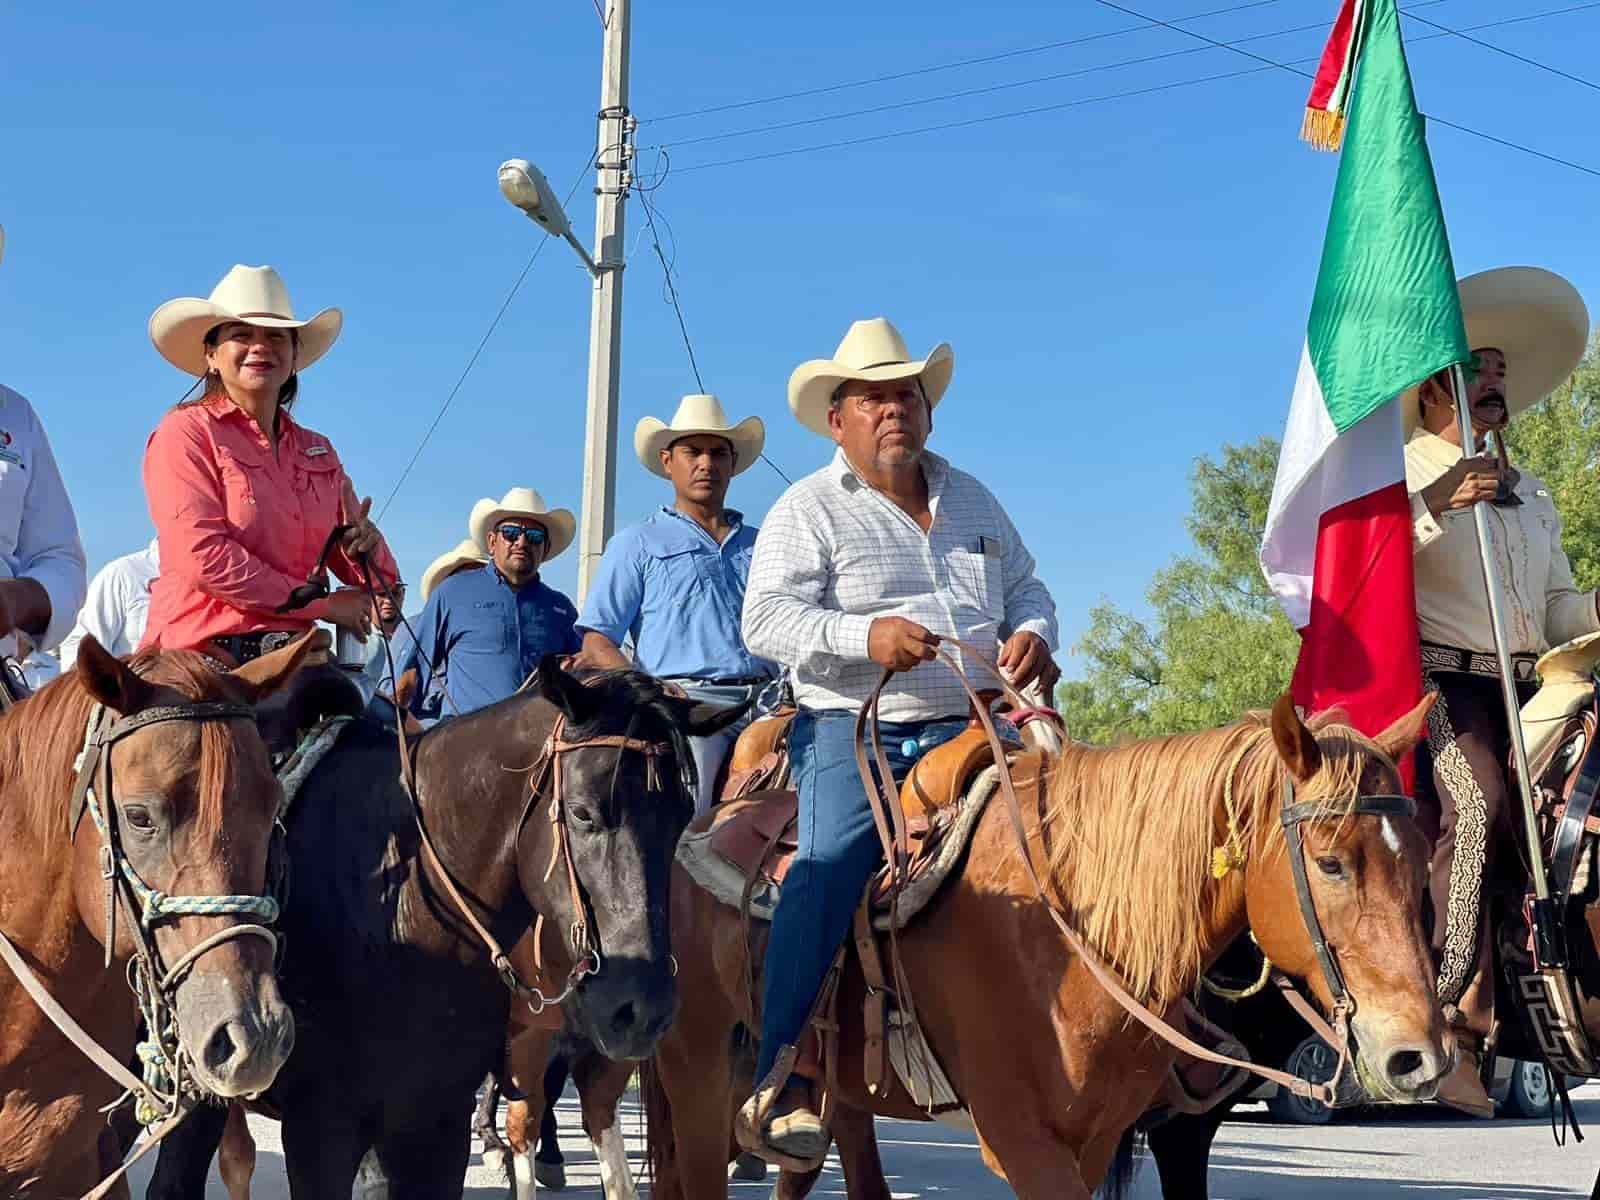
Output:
top-left (1406, 429), bottom-right (1599, 656)
top-left (59, 538), bottom-right (161, 668)
top-left (0, 385), bottom-right (87, 655)
top-left (742, 447), bottom-right (1058, 722)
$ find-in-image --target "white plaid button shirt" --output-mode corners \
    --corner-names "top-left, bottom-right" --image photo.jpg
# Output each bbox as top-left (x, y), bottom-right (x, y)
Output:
top-left (742, 448), bottom-right (1058, 722)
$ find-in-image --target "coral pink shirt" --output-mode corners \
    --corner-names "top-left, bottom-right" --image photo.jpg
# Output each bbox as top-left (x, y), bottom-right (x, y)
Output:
top-left (141, 395), bottom-right (399, 652)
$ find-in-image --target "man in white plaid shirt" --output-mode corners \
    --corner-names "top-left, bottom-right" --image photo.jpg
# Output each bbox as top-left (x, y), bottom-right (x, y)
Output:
top-left (739, 316), bottom-right (1058, 1161)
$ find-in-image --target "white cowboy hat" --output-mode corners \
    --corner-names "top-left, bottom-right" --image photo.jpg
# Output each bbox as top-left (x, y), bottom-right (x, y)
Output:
top-left (469, 487), bottom-right (576, 561)
top-left (787, 317), bottom-right (954, 438)
top-left (149, 264), bottom-right (343, 377)
top-left (634, 393), bottom-right (765, 478)
top-left (421, 538), bottom-right (488, 601)
top-left (1404, 266), bottom-right (1590, 438)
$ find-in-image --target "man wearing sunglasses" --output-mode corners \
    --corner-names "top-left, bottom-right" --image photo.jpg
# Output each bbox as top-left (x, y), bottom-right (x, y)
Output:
top-left (398, 487), bottom-right (581, 719)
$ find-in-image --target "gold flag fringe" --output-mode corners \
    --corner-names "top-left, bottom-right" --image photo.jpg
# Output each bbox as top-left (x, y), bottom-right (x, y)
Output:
top-left (1300, 107), bottom-right (1347, 153)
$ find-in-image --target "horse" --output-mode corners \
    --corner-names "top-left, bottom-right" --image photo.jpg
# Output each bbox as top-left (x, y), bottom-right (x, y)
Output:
top-left (0, 634), bottom-right (321, 1196)
top-left (640, 693), bottom-right (1450, 1200)
top-left (146, 658), bottom-right (745, 1198)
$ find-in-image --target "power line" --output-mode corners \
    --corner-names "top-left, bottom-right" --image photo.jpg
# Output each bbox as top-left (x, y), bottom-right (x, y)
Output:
top-left (666, 3), bottom-right (1600, 181)
top-left (646, 0), bottom-right (1303, 124)
top-left (635, 155), bottom-right (794, 487)
top-left (1401, 8), bottom-right (1599, 92)
top-left (377, 153), bottom-right (595, 521)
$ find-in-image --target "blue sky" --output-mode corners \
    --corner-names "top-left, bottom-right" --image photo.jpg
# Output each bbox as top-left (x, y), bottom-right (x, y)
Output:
top-left (1, 0), bottom-right (1596, 669)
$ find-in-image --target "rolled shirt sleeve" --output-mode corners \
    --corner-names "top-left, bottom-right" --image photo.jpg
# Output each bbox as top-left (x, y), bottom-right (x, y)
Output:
top-left (577, 528), bottom-right (646, 647)
top-left (17, 418), bottom-right (86, 651)
top-left (742, 492), bottom-right (874, 676)
top-left (995, 502), bottom-right (1058, 649)
top-left (1543, 507), bottom-right (1600, 647)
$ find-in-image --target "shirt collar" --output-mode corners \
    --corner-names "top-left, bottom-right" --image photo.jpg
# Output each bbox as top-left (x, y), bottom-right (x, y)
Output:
top-left (829, 446), bottom-right (948, 491)
top-left (491, 565), bottom-right (542, 593)
top-left (659, 504), bottom-right (744, 530)
top-left (201, 393), bottom-right (297, 442)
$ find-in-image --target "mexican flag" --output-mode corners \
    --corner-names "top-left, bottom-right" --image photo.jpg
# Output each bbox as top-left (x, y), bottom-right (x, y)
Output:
top-left (1260, 0), bottom-right (1469, 756)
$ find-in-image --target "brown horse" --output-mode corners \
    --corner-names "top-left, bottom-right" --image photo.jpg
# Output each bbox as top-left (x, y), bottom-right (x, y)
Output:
top-left (643, 695), bottom-right (1450, 1199)
top-left (0, 634), bottom-right (320, 1197)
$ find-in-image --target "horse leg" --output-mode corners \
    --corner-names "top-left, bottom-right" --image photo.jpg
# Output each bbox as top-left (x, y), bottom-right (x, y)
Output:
top-left (831, 1105), bottom-right (891, 1200)
top-left (373, 1098), bottom-right (475, 1200)
top-left (502, 1026), bottom-right (559, 1196)
top-left (282, 1105), bottom-right (366, 1200)
top-left (476, 1073), bottom-right (508, 1176)
top-left (1144, 1105), bottom-right (1228, 1200)
top-left (572, 1048), bottom-right (638, 1200)
top-left (536, 1052), bottom-right (571, 1189)
top-left (654, 1019), bottom-right (737, 1200)
top-left (145, 1102), bottom-right (231, 1200)
top-left (504, 1072), bottom-right (549, 1200)
top-left (216, 1103), bottom-right (256, 1200)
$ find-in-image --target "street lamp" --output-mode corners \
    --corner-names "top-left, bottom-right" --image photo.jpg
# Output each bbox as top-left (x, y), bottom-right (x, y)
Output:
top-left (497, 158), bottom-right (599, 277)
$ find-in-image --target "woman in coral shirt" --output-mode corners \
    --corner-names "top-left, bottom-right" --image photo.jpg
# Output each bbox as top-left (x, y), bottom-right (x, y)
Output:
top-left (142, 265), bottom-right (399, 663)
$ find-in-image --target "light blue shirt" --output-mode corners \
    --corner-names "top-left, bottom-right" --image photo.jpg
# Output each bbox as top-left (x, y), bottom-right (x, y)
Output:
top-left (578, 507), bottom-right (776, 681)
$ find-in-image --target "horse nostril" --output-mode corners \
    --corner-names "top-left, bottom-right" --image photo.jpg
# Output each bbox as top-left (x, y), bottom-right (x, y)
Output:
top-left (204, 1022), bottom-right (240, 1073)
top-left (611, 1001), bottom-right (638, 1034)
top-left (1386, 1049), bottom-right (1424, 1081)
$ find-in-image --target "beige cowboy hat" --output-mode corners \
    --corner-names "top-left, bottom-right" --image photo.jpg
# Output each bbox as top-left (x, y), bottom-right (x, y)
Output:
top-left (469, 487), bottom-right (576, 561)
top-left (1404, 266), bottom-right (1590, 438)
top-left (787, 317), bottom-right (955, 438)
top-left (634, 393), bottom-right (765, 478)
top-left (149, 264), bottom-right (343, 377)
top-left (421, 538), bottom-right (488, 601)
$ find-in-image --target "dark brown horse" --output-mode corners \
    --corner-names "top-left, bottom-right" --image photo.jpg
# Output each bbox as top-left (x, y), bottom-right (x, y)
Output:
top-left (0, 635), bottom-right (319, 1196)
top-left (643, 696), bottom-right (1450, 1199)
top-left (147, 659), bottom-right (744, 1198)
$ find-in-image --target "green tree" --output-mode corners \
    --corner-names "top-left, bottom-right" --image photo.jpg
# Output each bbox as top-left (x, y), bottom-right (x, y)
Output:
top-left (1057, 437), bottom-right (1299, 744)
top-left (1503, 335), bottom-right (1600, 590)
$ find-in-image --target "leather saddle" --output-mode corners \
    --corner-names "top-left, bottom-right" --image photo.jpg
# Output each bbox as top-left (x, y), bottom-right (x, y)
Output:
top-left (703, 723), bottom-right (1022, 918)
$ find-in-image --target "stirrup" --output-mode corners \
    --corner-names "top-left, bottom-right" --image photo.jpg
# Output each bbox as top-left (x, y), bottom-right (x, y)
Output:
top-left (734, 1044), bottom-right (832, 1173)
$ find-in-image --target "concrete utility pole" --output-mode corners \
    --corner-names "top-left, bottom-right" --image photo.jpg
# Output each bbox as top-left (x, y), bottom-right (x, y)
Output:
top-left (577, 0), bottom-right (633, 600)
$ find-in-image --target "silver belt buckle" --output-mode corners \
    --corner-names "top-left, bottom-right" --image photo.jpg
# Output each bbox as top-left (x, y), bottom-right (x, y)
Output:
top-left (260, 631), bottom-right (296, 656)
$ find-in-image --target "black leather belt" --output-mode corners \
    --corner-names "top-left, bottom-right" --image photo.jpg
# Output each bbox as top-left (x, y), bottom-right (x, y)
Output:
top-left (1420, 641), bottom-right (1539, 684)
top-left (211, 631), bottom-right (299, 665)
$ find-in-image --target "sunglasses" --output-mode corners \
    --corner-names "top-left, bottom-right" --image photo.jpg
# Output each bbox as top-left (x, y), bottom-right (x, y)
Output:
top-left (496, 523), bottom-right (548, 545)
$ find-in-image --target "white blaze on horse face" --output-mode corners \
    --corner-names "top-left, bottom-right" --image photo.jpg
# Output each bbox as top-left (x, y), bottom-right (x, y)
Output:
top-left (1380, 816), bottom-right (1403, 857)
top-left (595, 1125), bottom-right (638, 1200)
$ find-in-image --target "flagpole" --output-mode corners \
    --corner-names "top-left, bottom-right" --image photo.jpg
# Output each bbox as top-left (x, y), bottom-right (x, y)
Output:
top-left (1450, 365), bottom-right (1556, 913)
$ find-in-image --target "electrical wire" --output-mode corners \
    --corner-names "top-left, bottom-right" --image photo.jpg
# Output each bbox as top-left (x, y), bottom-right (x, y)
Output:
top-left (377, 153), bottom-right (596, 521)
top-left (1401, 7), bottom-right (1599, 92)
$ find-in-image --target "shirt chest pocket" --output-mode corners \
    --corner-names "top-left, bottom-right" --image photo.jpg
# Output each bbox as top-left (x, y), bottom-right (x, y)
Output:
top-left (215, 447), bottom-right (268, 533)
top-left (292, 457), bottom-right (344, 532)
top-left (465, 600), bottom-right (515, 655)
top-left (647, 544), bottom-right (709, 600)
top-left (946, 540), bottom-right (1003, 616)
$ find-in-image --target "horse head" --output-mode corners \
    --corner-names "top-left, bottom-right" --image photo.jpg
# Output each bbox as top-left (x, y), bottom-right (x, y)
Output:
top-left (524, 657), bottom-right (746, 1061)
top-left (65, 632), bottom-right (326, 1098)
top-left (1244, 692), bottom-right (1449, 1105)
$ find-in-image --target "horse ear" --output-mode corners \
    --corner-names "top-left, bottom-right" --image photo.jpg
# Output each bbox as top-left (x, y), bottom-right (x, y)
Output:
top-left (230, 629), bottom-right (332, 700)
top-left (1373, 691), bottom-right (1437, 762)
top-left (538, 655), bottom-right (599, 723)
top-left (683, 698), bottom-right (752, 738)
top-left (75, 636), bottom-right (155, 715)
top-left (1269, 693), bottom-right (1322, 783)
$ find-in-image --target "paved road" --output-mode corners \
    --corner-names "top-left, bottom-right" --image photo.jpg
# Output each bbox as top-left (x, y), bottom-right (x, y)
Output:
top-left (126, 1086), bottom-right (1600, 1198)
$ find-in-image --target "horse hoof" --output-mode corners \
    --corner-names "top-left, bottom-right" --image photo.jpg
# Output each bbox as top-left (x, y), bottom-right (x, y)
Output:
top-left (731, 1151), bottom-right (768, 1182)
top-left (534, 1158), bottom-right (567, 1190)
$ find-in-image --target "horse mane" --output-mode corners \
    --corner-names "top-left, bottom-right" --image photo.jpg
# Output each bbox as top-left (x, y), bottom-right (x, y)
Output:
top-left (0, 651), bottom-right (243, 845)
top-left (1041, 707), bottom-right (1394, 1006)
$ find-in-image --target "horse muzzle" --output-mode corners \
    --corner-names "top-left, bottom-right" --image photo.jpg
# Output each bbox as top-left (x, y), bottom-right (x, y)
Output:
top-left (174, 966), bottom-right (295, 1097)
top-left (575, 958), bottom-right (678, 1061)
top-left (1352, 1015), bottom-right (1450, 1103)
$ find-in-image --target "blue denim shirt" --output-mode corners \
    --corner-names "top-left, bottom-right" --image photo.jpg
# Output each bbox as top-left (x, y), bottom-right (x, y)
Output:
top-left (577, 507), bottom-right (777, 681)
top-left (401, 565), bottom-right (580, 717)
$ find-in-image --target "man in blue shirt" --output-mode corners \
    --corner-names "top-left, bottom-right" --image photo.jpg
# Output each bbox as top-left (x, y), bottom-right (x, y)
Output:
top-left (574, 393), bottom-right (776, 812)
top-left (402, 487), bottom-right (580, 719)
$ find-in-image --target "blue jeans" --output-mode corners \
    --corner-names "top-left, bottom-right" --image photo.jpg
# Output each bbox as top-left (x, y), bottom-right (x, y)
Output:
top-left (754, 709), bottom-right (967, 1083)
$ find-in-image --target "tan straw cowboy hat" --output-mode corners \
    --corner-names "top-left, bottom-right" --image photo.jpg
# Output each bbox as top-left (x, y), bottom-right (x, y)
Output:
top-left (787, 317), bottom-right (954, 438)
top-left (1404, 266), bottom-right (1590, 438)
top-left (421, 538), bottom-right (488, 601)
top-left (469, 487), bottom-right (576, 561)
top-left (634, 393), bottom-right (765, 478)
top-left (149, 264), bottom-right (343, 377)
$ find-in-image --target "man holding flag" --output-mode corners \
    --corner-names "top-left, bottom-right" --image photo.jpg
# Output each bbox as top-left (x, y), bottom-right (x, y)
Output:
top-left (1404, 268), bottom-right (1591, 1115)
top-left (1256, 0), bottom-right (1596, 1117)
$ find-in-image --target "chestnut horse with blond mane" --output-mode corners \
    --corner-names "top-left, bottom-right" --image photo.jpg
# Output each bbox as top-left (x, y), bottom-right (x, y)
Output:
top-left (0, 635), bottom-right (320, 1197)
top-left (643, 694), bottom-right (1450, 1199)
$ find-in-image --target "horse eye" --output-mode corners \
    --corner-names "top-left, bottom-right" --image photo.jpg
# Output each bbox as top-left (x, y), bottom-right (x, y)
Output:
top-left (1316, 855), bottom-right (1345, 879)
top-left (123, 805), bottom-right (157, 833)
top-left (569, 805), bottom-right (598, 829)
